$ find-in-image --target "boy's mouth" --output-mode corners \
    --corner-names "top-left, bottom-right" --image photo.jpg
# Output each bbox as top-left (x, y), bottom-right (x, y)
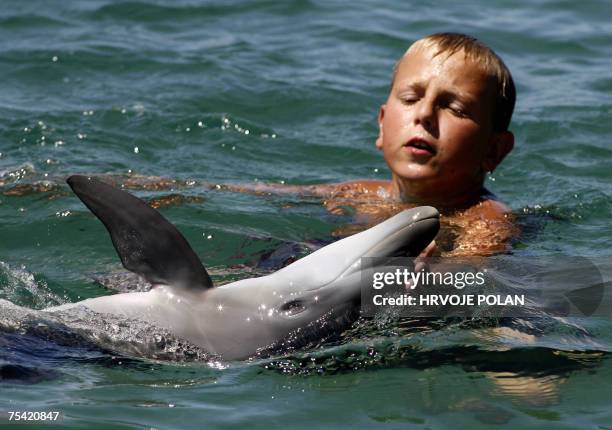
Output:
top-left (404, 138), bottom-right (436, 156)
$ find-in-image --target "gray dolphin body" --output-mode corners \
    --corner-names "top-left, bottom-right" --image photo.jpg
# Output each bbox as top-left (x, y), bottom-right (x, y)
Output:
top-left (46, 176), bottom-right (439, 360)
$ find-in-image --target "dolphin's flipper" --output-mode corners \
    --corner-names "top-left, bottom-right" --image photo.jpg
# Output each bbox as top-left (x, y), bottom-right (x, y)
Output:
top-left (67, 175), bottom-right (213, 291)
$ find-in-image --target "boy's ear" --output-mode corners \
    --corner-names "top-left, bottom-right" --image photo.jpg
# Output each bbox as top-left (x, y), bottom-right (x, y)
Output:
top-left (375, 105), bottom-right (386, 150)
top-left (483, 131), bottom-right (514, 173)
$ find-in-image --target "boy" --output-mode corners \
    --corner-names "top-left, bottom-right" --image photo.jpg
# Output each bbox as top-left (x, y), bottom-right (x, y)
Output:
top-left (2, 33), bottom-right (515, 256)
top-left (229, 33), bottom-right (517, 256)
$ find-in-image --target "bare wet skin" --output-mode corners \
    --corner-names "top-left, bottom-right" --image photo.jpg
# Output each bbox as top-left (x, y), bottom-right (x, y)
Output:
top-left (146, 194), bottom-right (204, 209)
top-left (2, 181), bottom-right (67, 198)
top-left (322, 184), bottom-right (517, 256)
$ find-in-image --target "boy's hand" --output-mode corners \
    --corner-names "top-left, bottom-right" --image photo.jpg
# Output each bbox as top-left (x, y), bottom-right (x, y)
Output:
top-left (415, 239), bottom-right (436, 271)
top-left (418, 240), bottom-right (437, 259)
top-left (405, 240), bottom-right (436, 291)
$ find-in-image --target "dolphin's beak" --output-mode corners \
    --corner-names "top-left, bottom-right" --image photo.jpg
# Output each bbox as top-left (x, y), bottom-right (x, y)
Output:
top-left (363, 206), bottom-right (440, 259)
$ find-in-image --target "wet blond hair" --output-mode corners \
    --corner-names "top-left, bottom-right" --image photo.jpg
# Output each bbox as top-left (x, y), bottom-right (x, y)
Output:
top-left (392, 32), bottom-right (516, 132)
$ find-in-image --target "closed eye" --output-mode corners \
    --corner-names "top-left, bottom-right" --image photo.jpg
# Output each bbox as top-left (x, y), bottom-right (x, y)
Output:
top-left (437, 91), bottom-right (474, 119)
top-left (400, 94), bottom-right (419, 105)
top-left (448, 103), bottom-right (468, 117)
top-left (397, 86), bottom-right (423, 105)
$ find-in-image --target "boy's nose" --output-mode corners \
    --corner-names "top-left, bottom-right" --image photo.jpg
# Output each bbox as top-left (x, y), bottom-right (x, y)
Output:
top-left (413, 99), bottom-right (437, 134)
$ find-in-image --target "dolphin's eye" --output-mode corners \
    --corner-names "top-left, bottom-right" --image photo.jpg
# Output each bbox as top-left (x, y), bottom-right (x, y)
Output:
top-left (279, 300), bottom-right (306, 316)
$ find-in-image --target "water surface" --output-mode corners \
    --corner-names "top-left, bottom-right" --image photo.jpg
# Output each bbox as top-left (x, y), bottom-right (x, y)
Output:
top-left (1, 1), bottom-right (612, 428)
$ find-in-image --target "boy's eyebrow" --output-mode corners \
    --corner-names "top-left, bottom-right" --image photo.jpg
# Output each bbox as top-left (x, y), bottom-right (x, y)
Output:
top-left (396, 81), bottom-right (425, 93)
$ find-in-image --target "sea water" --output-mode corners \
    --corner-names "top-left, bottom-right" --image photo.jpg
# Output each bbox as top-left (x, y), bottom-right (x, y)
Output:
top-left (1, 1), bottom-right (612, 428)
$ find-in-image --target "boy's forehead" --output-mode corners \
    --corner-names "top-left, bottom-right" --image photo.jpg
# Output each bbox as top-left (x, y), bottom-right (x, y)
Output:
top-left (394, 44), bottom-right (495, 95)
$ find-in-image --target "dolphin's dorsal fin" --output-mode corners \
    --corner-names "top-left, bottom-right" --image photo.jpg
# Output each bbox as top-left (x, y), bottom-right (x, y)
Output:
top-left (67, 175), bottom-right (213, 291)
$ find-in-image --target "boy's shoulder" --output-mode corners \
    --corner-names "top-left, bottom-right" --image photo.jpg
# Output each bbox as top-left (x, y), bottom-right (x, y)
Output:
top-left (464, 192), bottom-right (512, 222)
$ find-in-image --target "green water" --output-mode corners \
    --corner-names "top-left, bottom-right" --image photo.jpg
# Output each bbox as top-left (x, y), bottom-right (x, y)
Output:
top-left (1, 1), bottom-right (612, 428)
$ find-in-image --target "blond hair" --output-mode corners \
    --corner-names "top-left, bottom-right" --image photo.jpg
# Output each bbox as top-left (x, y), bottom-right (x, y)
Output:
top-left (392, 33), bottom-right (516, 132)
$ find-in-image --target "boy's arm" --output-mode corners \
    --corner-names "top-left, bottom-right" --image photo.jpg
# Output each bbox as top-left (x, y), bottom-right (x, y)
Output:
top-left (215, 182), bottom-right (336, 197)
top-left (215, 179), bottom-right (390, 199)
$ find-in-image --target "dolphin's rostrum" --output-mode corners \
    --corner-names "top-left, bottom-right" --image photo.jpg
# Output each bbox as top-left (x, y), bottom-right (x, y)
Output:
top-left (46, 175), bottom-right (440, 360)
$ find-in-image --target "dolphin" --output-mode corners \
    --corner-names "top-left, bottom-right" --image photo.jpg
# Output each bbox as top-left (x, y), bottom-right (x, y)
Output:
top-left (46, 175), bottom-right (439, 360)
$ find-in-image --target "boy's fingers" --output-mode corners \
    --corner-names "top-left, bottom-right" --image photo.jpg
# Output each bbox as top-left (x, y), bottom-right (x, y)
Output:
top-left (405, 240), bottom-right (437, 291)
top-left (418, 240), bottom-right (437, 258)
top-left (415, 240), bottom-right (437, 272)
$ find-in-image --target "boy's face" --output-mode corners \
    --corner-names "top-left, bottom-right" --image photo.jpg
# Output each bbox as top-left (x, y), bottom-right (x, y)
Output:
top-left (376, 44), bottom-right (506, 197)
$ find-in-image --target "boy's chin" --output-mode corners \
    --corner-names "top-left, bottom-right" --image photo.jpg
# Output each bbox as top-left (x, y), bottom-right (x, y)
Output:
top-left (391, 164), bottom-right (438, 182)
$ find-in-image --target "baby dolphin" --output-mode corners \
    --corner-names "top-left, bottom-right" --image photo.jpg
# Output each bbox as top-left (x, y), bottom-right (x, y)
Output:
top-left (46, 176), bottom-right (439, 360)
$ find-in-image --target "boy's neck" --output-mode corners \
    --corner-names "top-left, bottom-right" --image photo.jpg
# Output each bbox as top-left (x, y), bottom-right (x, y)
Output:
top-left (388, 175), bottom-right (486, 210)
